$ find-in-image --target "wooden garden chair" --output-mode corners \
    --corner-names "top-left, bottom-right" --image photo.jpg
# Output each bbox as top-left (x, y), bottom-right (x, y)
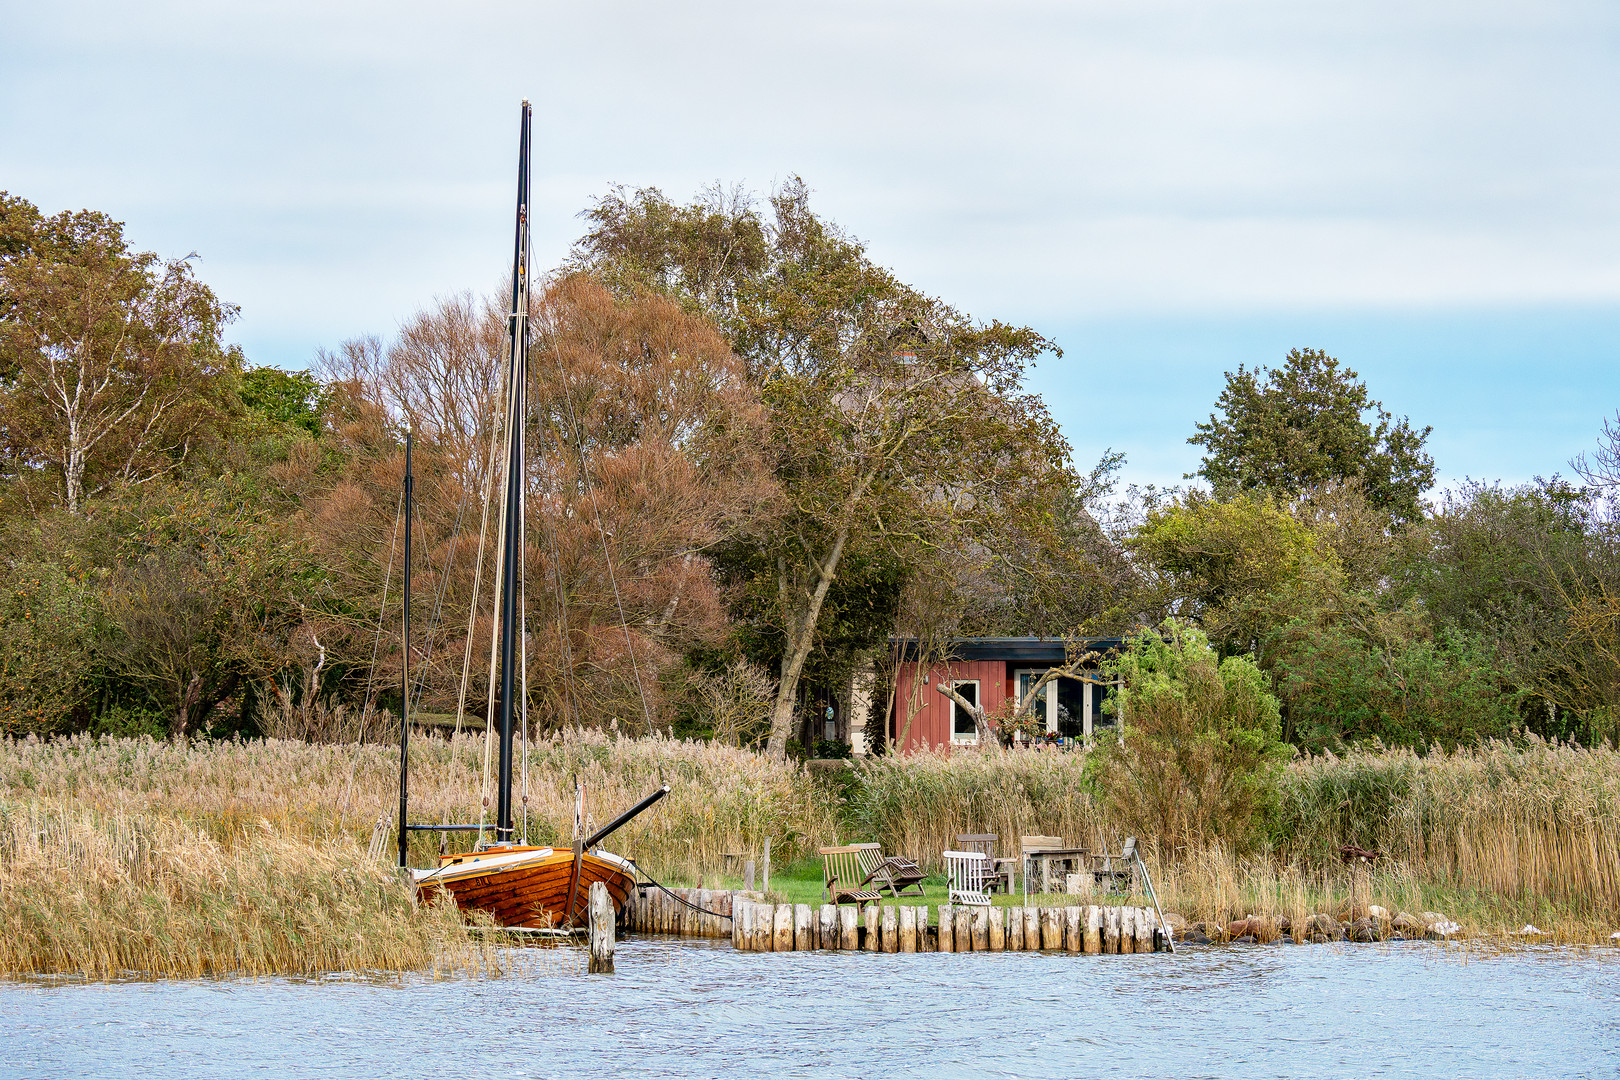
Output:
top-left (943, 850), bottom-right (993, 906)
top-left (820, 845), bottom-right (883, 906)
top-left (852, 842), bottom-right (928, 898)
top-left (956, 833), bottom-right (1013, 893)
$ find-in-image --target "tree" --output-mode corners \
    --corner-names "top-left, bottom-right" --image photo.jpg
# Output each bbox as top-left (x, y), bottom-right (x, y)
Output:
top-left (0, 195), bottom-right (241, 514)
top-left (573, 180), bottom-right (1077, 761)
top-left (1128, 490), bottom-right (1342, 658)
top-left (1190, 348), bottom-right (1434, 523)
top-left (1092, 621), bottom-right (1289, 855)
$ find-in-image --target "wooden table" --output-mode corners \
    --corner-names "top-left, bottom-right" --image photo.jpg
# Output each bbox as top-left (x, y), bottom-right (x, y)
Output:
top-left (1022, 847), bottom-right (1091, 897)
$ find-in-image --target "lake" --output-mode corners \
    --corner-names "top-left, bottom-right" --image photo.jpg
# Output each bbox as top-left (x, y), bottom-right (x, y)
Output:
top-left (3, 938), bottom-right (1616, 1079)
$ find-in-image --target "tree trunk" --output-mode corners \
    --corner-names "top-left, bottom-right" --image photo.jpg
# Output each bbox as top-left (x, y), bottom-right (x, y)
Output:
top-left (764, 525), bottom-right (852, 763)
top-left (173, 672), bottom-right (204, 739)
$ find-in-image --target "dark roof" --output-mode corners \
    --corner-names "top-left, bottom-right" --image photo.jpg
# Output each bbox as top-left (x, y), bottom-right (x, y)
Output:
top-left (890, 636), bottom-right (1124, 664)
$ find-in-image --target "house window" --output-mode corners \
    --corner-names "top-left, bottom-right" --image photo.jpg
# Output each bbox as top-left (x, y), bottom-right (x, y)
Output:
top-left (1054, 677), bottom-right (1086, 740)
top-left (949, 680), bottom-right (979, 744)
top-left (1014, 669), bottom-right (1057, 737)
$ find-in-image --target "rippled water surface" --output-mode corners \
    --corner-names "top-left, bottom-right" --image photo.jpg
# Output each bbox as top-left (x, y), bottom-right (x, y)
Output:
top-left (3, 938), bottom-right (1617, 1079)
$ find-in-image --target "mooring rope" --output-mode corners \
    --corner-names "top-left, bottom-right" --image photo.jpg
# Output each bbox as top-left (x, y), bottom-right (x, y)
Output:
top-left (629, 861), bottom-right (734, 920)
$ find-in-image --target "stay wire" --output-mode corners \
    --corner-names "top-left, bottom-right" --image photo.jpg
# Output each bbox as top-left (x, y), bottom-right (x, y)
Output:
top-left (629, 861), bottom-right (733, 920)
top-left (535, 297), bottom-right (657, 735)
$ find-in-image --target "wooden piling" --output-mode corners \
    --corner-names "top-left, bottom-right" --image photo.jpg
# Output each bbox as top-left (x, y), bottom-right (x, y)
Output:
top-left (938, 905), bottom-right (954, 952)
top-left (882, 906), bottom-right (899, 953)
top-left (1124, 907), bottom-right (1140, 954)
top-left (1040, 907), bottom-right (1062, 950)
top-left (794, 904), bottom-right (813, 951)
top-left (1103, 905), bottom-right (1120, 954)
top-left (1006, 906), bottom-right (1024, 951)
top-left (956, 907), bottom-right (974, 952)
top-left (919, 907), bottom-right (937, 952)
top-left (731, 898), bottom-right (746, 948)
top-left (819, 904), bottom-right (838, 950)
top-left (839, 905), bottom-right (859, 951)
top-left (1084, 905), bottom-right (1102, 954)
top-left (1065, 907), bottom-right (1082, 953)
top-left (863, 905), bottom-right (881, 952)
top-left (1023, 906), bottom-right (1040, 952)
top-left (969, 907), bottom-right (988, 951)
top-left (588, 881), bottom-right (615, 974)
top-left (898, 905), bottom-right (917, 953)
top-left (755, 902), bottom-right (774, 951)
top-left (773, 903), bottom-right (793, 952)
top-left (988, 907), bottom-right (1005, 951)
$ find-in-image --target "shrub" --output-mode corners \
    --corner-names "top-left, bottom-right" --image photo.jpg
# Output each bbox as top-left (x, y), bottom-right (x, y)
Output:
top-left (1092, 621), bottom-right (1289, 855)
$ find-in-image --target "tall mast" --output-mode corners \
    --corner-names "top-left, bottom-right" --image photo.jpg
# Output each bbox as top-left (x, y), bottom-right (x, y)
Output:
top-left (396, 427), bottom-right (413, 867)
top-left (496, 101), bottom-right (532, 840)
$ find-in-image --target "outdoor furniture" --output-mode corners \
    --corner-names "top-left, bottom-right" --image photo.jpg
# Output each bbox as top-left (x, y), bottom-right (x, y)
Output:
top-left (1020, 835), bottom-right (1088, 898)
top-left (942, 850), bottom-right (994, 906)
top-left (852, 843), bottom-right (928, 898)
top-left (955, 833), bottom-right (1014, 893)
top-left (820, 845), bottom-right (883, 907)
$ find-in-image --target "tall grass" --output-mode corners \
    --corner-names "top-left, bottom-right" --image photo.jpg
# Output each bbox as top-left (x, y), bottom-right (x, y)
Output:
top-left (1275, 737), bottom-right (1620, 921)
top-left (0, 799), bottom-right (504, 978)
top-left (3, 732), bottom-right (1616, 969)
top-left (0, 729), bottom-right (839, 885)
top-left (846, 738), bottom-right (1620, 935)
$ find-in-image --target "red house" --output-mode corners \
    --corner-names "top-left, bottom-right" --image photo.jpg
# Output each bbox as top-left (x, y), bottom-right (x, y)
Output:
top-left (884, 637), bottom-right (1124, 753)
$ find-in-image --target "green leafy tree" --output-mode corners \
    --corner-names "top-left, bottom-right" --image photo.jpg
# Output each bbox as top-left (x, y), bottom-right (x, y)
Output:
top-left (0, 194), bottom-right (241, 514)
top-left (1128, 490), bottom-right (1341, 657)
top-left (1190, 348), bottom-right (1435, 523)
top-left (1265, 596), bottom-right (1520, 750)
top-left (1091, 621), bottom-right (1289, 855)
top-left (574, 180), bottom-right (1078, 760)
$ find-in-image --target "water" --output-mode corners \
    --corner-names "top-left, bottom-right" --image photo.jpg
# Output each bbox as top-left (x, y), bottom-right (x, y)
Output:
top-left (2, 938), bottom-right (1617, 1079)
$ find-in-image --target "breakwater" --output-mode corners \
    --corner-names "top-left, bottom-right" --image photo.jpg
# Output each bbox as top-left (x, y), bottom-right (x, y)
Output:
top-left (624, 886), bottom-right (1169, 953)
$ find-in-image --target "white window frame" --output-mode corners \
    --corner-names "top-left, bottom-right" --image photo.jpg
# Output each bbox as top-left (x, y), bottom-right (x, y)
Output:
top-left (949, 679), bottom-right (981, 745)
top-left (1013, 668), bottom-right (1060, 736)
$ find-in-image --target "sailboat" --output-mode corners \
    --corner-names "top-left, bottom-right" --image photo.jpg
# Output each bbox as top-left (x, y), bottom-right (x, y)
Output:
top-left (395, 101), bottom-right (667, 930)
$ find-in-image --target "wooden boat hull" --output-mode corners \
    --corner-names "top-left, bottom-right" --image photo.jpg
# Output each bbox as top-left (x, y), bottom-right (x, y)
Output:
top-left (412, 846), bottom-right (636, 929)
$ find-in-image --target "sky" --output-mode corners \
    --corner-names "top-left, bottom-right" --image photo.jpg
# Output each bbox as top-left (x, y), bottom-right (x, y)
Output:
top-left (4, 0), bottom-right (1619, 493)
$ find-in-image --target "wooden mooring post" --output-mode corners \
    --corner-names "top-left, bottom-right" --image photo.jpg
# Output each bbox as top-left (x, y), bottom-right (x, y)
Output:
top-left (588, 881), bottom-right (614, 974)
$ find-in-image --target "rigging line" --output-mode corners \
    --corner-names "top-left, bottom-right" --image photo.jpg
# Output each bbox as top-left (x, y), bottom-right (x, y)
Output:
top-left (628, 862), bottom-right (733, 919)
top-left (362, 483), bottom-right (407, 722)
top-left (479, 332), bottom-right (523, 844)
top-left (538, 424), bottom-right (586, 729)
top-left (455, 369), bottom-right (510, 845)
top-left (518, 420), bottom-right (530, 844)
top-left (536, 299), bottom-right (657, 735)
top-left (408, 454), bottom-right (477, 718)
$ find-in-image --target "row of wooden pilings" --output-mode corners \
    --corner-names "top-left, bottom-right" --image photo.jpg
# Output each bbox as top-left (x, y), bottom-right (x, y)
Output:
top-left (730, 900), bottom-right (1169, 954)
top-left (625, 885), bottom-right (751, 938)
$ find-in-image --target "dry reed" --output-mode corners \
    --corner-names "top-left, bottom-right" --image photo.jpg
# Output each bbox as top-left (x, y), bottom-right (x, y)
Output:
top-left (0, 799), bottom-right (509, 978)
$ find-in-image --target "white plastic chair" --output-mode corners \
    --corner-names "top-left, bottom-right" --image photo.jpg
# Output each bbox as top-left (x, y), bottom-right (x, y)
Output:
top-left (943, 850), bottom-right (993, 906)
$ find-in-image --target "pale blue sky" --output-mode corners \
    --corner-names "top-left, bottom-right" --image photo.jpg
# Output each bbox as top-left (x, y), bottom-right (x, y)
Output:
top-left (4, 1), bottom-right (1618, 491)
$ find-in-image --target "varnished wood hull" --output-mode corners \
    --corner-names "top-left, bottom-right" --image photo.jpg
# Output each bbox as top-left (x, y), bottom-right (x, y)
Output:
top-left (412, 846), bottom-right (636, 929)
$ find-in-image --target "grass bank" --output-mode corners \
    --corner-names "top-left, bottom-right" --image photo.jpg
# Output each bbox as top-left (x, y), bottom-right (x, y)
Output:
top-left (3, 731), bottom-right (1615, 975)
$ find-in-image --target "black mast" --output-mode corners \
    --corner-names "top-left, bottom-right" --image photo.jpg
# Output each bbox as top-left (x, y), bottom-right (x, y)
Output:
top-left (496, 101), bottom-right (532, 841)
top-left (396, 428), bottom-right (413, 868)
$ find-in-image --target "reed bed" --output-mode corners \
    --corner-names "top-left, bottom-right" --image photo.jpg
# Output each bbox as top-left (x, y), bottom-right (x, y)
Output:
top-left (3, 732), bottom-right (1617, 967)
top-left (0, 729), bottom-right (839, 883)
top-left (0, 799), bottom-right (509, 979)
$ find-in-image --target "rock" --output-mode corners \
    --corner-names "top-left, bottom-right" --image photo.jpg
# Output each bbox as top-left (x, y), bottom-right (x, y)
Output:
top-left (1350, 924), bottom-right (1379, 943)
top-left (1422, 912), bottom-right (1461, 938)
top-left (1304, 913), bottom-right (1338, 936)
top-left (1279, 934), bottom-right (1296, 945)
top-left (1276, 915), bottom-right (1293, 933)
top-left (1162, 912), bottom-right (1188, 933)
top-left (1608, 930), bottom-right (1620, 943)
top-left (1232, 934), bottom-right (1256, 945)
top-left (1185, 930), bottom-right (1212, 945)
top-left (1511, 924), bottom-right (1549, 937)
top-left (1227, 919), bottom-right (1252, 940)
top-left (1391, 912), bottom-right (1424, 934)
top-left (1368, 904), bottom-right (1390, 921)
